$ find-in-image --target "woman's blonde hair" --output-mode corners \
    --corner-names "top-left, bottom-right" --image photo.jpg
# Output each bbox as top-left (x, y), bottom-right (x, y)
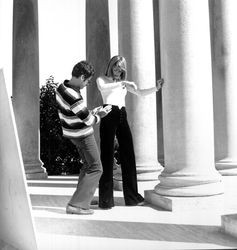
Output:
top-left (105, 55), bottom-right (127, 81)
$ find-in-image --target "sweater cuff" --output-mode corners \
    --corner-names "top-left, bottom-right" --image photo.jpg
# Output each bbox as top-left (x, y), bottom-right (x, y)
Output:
top-left (95, 114), bottom-right (101, 124)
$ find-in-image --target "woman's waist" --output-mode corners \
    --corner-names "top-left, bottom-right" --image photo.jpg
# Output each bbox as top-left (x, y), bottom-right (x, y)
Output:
top-left (101, 94), bottom-right (126, 108)
top-left (102, 99), bottom-right (125, 109)
top-left (103, 104), bottom-right (126, 110)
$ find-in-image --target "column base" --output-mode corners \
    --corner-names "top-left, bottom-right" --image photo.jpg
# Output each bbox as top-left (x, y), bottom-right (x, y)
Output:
top-left (222, 214), bottom-right (237, 238)
top-left (155, 172), bottom-right (224, 196)
top-left (113, 178), bottom-right (123, 191)
top-left (26, 171), bottom-right (48, 180)
top-left (113, 178), bottom-right (159, 192)
top-left (113, 164), bottom-right (163, 191)
top-left (24, 160), bottom-right (48, 180)
top-left (155, 181), bottom-right (224, 197)
top-left (113, 163), bottom-right (163, 181)
top-left (136, 164), bottom-right (164, 181)
top-left (145, 190), bottom-right (224, 212)
top-left (216, 159), bottom-right (237, 176)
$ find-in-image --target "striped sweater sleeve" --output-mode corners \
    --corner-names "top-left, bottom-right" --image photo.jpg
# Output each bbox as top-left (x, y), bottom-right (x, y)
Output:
top-left (57, 84), bottom-right (100, 126)
top-left (70, 98), bottom-right (100, 125)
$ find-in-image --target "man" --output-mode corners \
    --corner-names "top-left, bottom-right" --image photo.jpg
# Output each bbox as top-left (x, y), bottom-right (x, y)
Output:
top-left (56, 61), bottom-right (111, 215)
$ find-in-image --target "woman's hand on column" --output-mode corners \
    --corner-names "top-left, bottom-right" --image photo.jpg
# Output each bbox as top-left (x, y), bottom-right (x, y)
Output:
top-left (156, 78), bottom-right (164, 91)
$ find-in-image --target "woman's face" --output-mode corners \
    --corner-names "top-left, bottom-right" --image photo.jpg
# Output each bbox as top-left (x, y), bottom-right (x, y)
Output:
top-left (112, 62), bottom-right (123, 79)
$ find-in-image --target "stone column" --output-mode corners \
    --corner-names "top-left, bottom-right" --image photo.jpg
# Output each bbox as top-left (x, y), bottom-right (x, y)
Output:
top-left (0, 0), bottom-right (12, 95)
top-left (12, 0), bottom-right (47, 179)
top-left (145, 0), bottom-right (223, 211)
top-left (209, 0), bottom-right (237, 175)
top-left (117, 0), bottom-right (163, 188)
top-left (86, 0), bottom-right (111, 149)
top-left (153, 0), bottom-right (164, 166)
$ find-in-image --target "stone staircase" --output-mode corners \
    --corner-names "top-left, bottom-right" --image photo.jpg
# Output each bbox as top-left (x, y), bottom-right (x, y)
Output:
top-left (28, 176), bottom-right (237, 250)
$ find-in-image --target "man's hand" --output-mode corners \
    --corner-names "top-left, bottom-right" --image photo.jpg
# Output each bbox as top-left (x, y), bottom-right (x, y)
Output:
top-left (92, 106), bottom-right (102, 115)
top-left (97, 105), bottom-right (112, 118)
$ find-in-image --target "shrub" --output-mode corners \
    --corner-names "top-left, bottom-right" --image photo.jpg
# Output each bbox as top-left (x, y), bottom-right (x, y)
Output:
top-left (40, 76), bottom-right (82, 175)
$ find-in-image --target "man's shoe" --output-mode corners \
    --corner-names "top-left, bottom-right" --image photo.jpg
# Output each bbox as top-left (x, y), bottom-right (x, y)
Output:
top-left (66, 205), bottom-right (94, 215)
top-left (90, 200), bottom-right (98, 206)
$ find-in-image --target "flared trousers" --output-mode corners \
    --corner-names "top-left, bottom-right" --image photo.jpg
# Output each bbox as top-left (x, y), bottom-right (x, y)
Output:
top-left (99, 105), bottom-right (144, 208)
top-left (69, 133), bottom-right (102, 209)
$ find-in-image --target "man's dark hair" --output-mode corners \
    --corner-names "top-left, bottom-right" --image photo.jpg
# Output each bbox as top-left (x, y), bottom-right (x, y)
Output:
top-left (72, 61), bottom-right (95, 79)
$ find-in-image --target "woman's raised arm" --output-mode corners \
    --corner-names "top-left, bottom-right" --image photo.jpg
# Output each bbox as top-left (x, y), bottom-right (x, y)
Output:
top-left (125, 78), bottom-right (164, 96)
top-left (96, 76), bottom-right (125, 91)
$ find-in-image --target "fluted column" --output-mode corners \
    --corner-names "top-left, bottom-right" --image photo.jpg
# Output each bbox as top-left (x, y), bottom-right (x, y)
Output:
top-left (145, 0), bottom-right (223, 210)
top-left (153, 0), bottom-right (164, 166)
top-left (12, 0), bottom-right (47, 179)
top-left (0, 0), bottom-right (12, 94)
top-left (86, 0), bottom-right (111, 149)
top-left (209, 0), bottom-right (237, 175)
top-left (117, 0), bottom-right (163, 186)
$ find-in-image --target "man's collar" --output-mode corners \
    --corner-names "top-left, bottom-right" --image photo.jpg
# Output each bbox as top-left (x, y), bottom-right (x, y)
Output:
top-left (63, 80), bottom-right (81, 93)
top-left (63, 79), bottom-right (70, 87)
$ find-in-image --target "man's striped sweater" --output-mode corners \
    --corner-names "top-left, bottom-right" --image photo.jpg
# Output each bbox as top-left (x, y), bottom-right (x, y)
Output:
top-left (56, 80), bottom-right (100, 139)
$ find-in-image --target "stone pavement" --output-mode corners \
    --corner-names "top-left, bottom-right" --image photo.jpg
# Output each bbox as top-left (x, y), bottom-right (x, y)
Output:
top-left (28, 176), bottom-right (237, 250)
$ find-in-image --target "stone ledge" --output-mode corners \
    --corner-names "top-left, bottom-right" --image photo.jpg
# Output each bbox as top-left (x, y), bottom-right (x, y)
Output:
top-left (26, 172), bottom-right (48, 180)
top-left (144, 190), bottom-right (224, 212)
top-left (221, 214), bottom-right (237, 238)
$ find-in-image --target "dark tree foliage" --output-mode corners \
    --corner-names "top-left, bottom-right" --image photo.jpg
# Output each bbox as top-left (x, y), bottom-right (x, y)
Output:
top-left (40, 76), bottom-right (82, 175)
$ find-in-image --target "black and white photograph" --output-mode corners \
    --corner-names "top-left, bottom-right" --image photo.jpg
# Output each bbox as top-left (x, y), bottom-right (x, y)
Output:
top-left (1, 0), bottom-right (237, 249)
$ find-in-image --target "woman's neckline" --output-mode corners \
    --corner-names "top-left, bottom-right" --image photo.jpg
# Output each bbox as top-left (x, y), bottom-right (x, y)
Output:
top-left (104, 75), bottom-right (120, 82)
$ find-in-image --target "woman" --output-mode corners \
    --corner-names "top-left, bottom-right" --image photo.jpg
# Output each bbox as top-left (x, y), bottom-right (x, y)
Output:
top-left (96, 55), bottom-right (164, 209)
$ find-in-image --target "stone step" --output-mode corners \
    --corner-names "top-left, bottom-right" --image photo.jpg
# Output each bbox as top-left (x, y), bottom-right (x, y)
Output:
top-left (221, 214), bottom-right (237, 238)
top-left (33, 207), bottom-right (237, 250)
top-left (27, 176), bottom-right (237, 250)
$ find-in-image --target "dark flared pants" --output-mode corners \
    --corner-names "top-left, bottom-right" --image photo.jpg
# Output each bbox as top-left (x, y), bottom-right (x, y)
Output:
top-left (99, 106), bottom-right (144, 208)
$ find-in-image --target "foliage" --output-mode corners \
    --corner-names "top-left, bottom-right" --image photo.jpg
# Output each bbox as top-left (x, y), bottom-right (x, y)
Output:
top-left (40, 76), bottom-right (82, 175)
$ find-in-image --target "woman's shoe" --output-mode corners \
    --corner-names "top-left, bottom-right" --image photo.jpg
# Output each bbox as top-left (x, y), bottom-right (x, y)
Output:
top-left (99, 206), bottom-right (112, 210)
top-left (126, 201), bottom-right (146, 206)
top-left (90, 200), bottom-right (98, 206)
top-left (137, 201), bottom-right (145, 206)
